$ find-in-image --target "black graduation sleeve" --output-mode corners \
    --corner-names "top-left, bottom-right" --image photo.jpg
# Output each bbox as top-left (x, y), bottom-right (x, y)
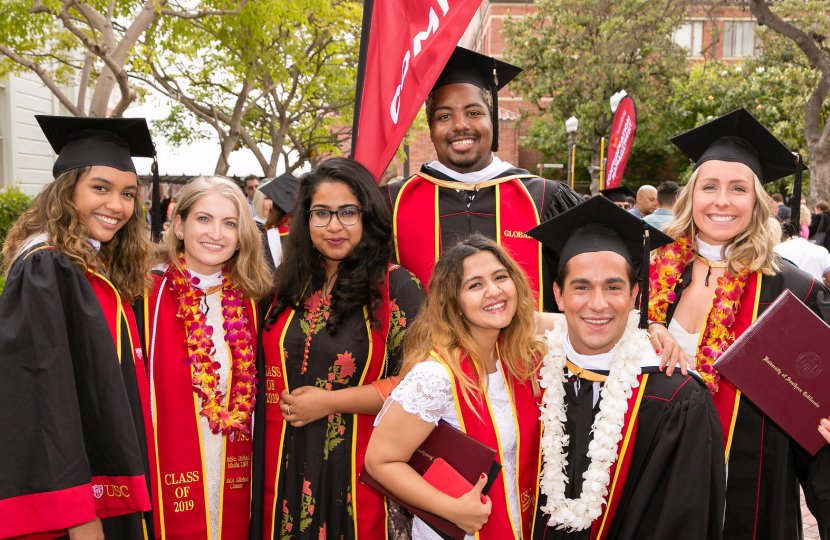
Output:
top-left (541, 180), bottom-right (584, 222)
top-left (608, 374), bottom-right (726, 540)
top-left (385, 265), bottom-right (425, 375)
top-left (0, 249), bottom-right (145, 537)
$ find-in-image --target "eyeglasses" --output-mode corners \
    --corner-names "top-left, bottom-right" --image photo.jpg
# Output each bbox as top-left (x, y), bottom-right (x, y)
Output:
top-left (308, 205), bottom-right (363, 227)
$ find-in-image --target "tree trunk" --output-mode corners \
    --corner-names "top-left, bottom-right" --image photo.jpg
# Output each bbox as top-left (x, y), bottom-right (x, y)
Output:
top-left (809, 144), bottom-right (830, 204)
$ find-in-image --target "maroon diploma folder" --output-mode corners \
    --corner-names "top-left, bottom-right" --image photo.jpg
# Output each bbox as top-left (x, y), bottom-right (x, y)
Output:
top-left (359, 419), bottom-right (501, 540)
top-left (713, 289), bottom-right (830, 455)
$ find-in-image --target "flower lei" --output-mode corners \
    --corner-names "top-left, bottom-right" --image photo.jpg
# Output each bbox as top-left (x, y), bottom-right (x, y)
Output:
top-left (167, 259), bottom-right (257, 436)
top-left (538, 312), bottom-right (644, 531)
top-left (648, 235), bottom-right (749, 392)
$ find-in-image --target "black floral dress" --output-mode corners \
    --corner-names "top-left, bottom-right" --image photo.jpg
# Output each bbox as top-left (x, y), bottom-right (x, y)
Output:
top-left (272, 266), bottom-right (423, 539)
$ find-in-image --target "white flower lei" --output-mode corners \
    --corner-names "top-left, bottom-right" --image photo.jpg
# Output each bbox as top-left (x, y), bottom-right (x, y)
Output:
top-left (538, 312), bottom-right (647, 531)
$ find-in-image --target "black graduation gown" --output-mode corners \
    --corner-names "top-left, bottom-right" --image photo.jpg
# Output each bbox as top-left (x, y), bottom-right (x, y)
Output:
top-left (0, 245), bottom-right (152, 539)
top-left (534, 367), bottom-right (725, 540)
top-left (385, 164), bottom-right (583, 310)
top-left (666, 260), bottom-right (830, 540)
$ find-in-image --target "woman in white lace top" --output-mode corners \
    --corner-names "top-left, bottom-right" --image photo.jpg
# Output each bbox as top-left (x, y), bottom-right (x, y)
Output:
top-left (365, 234), bottom-right (545, 540)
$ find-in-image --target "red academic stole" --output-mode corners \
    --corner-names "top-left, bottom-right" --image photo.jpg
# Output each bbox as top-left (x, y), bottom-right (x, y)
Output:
top-left (432, 350), bottom-right (541, 540)
top-left (711, 271), bottom-right (761, 458)
top-left (392, 173), bottom-right (543, 308)
top-left (260, 271), bottom-right (392, 540)
top-left (85, 272), bottom-right (153, 519)
top-left (145, 276), bottom-right (256, 540)
top-left (587, 374), bottom-right (651, 540)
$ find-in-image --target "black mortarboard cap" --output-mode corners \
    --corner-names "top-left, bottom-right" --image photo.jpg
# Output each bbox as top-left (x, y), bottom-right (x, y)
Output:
top-left (36, 115), bottom-right (163, 241)
top-left (431, 47), bottom-right (522, 153)
top-left (670, 108), bottom-right (799, 184)
top-left (259, 172), bottom-right (300, 215)
top-left (527, 195), bottom-right (673, 329)
top-left (36, 115), bottom-right (155, 176)
top-left (599, 185), bottom-right (636, 203)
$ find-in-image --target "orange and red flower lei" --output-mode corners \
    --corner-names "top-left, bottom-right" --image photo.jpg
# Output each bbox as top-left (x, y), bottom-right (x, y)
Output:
top-left (167, 258), bottom-right (257, 436)
top-left (648, 235), bottom-right (749, 393)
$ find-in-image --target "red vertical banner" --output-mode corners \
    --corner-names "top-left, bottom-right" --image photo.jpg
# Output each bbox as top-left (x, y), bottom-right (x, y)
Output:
top-left (351, 0), bottom-right (482, 182)
top-left (604, 96), bottom-right (637, 189)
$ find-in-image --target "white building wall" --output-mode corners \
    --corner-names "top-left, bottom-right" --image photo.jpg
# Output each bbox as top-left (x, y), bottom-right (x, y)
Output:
top-left (5, 73), bottom-right (63, 194)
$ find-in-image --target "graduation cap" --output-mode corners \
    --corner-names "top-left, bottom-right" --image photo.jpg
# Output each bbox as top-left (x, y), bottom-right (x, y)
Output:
top-left (36, 115), bottom-right (163, 241)
top-left (431, 47), bottom-right (523, 152)
top-left (670, 107), bottom-right (805, 234)
top-left (527, 195), bottom-right (673, 329)
top-left (259, 172), bottom-right (300, 215)
top-left (599, 185), bottom-right (636, 203)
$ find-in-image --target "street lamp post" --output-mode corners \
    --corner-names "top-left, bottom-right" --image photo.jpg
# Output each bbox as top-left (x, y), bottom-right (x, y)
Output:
top-left (565, 116), bottom-right (579, 190)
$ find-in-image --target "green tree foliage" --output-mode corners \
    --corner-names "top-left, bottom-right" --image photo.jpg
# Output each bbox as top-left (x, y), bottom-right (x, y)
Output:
top-left (746, 0), bottom-right (830, 203)
top-left (0, 188), bottom-right (33, 284)
top-left (670, 54), bottom-right (821, 192)
top-left (137, 0), bottom-right (360, 176)
top-left (0, 1), bottom-right (245, 118)
top-left (503, 0), bottom-right (690, 192)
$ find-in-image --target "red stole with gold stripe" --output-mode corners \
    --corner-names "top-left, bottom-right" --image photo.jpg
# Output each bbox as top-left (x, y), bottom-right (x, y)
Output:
top-left (145, 275), bottom-right (256, 540)
top-left (392, 174), bottom-right (543, 308)
top-left (588, 375), bottom-right (650, 540)
top-left (432, 350), bottom-right (541, 540)
top-left (711, 271), bottom-right (761, 458)
top-left (259, 270), bottom-right (392, 540)
top-left (85, 272), bottom-right (153, 519)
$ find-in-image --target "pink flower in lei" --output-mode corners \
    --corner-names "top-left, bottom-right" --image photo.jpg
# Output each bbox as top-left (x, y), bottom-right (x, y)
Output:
top-left (167, 258), bottom-right (257, 436)
top-left (648, 236), bottom-right (749, 393)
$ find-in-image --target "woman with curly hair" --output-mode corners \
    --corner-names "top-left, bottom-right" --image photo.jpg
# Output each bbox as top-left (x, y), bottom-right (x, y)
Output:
top-left (250, 157), bottom-right (424, 540)
top-left (141, 176), bottom-right (273, 539)
top-left (365, 234), bottom-right (545, 539)
top-left (648, 109), bottom-right (830, 539)
top-left (0, 116), bottom-right (155, 539)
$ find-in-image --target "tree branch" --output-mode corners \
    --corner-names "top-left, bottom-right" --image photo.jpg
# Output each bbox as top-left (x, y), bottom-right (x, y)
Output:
top-left (160, 0), bottom-right (247, 20)
top-left (0, 44), bottom-right (83, 116)
top-left (749, 0), bottom-right (830, 150)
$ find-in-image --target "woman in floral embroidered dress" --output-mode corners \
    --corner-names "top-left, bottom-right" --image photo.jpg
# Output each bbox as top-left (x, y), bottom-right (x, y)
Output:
top-left (365, 234), bottom-right (544, 539)
top-left (143, 176), bottom-right (273, 540)
top-left (648, 109), bottom-right (830, 539)
top-left (250, 157), bottom-right (424, 540)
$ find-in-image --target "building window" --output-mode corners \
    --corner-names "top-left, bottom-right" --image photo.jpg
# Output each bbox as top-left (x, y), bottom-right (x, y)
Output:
top-left (723, 20), bottom-right (755, 58)
top-left (673, 21), bottom-right (704, 57)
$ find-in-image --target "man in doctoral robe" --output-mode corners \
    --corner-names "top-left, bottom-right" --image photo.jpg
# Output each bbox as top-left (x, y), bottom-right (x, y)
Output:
top-left (386, 47), bottom-right (583, 311)
top-left (526, 196), bottom-right (726, 539)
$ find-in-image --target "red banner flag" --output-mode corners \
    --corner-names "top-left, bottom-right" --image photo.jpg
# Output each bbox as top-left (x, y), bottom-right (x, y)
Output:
top-left (604, 95), bottom-right (637, 189)
top-left (351, 0), bottom-right (482, 181)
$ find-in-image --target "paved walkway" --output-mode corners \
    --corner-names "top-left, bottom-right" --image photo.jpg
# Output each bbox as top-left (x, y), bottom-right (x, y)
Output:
top-left (803, 488), bottom-right (820, 539)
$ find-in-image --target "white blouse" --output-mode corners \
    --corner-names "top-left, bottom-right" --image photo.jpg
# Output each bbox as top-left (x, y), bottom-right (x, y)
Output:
top-left (199, 288), bottom-right (228, 540)
top-left (388, 360), bottom-right (521, 540)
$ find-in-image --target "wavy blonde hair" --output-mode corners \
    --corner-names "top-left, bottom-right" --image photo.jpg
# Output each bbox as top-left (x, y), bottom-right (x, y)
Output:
top-left (2, 166), bottom-right (151, 301)
top-left (157, 176), bottom-right (273, 300)
top-left (400, 234), bottom-right (544, 411)
top-left (664, 166), bottom-right (781, 275)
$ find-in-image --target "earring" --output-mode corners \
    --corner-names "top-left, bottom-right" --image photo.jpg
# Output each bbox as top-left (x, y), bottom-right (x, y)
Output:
top-left (176, 234), bottom-right (183, 240)
top-left (236, 243), bottom-right (241, 250)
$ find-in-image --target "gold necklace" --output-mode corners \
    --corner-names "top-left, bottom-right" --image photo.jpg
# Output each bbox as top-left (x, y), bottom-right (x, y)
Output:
top-left (696, 255), bottom-right (728, 286)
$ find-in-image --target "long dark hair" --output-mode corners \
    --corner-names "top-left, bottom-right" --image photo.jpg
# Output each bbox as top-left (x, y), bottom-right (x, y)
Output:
top-left (266, 157), bottom-right (393, 331)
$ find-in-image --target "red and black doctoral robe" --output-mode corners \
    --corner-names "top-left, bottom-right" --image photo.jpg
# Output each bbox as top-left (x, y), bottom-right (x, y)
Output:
top-left (386, 164), bottom-right (583, 311)
top-left (142, 272), bottom-right (258, 540)
top-left (0, 244), bottom-right (153, 539)
top-left (661, 259), bottom-right (830, 540)
top-left (535, 367), bottom-right (725, 540)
